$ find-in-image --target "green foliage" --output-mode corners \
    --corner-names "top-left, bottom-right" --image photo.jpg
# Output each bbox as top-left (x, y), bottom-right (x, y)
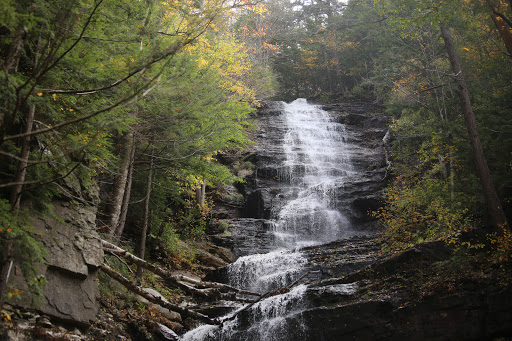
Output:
top-left (374, 175), bottom-right (474, 251)
top-left (0, 200), bottom-right (46, 306)
top-left (332, 0), bottom-right (511, 253)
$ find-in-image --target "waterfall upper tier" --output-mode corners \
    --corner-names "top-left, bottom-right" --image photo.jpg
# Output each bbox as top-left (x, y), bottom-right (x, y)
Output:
top-left (189, 99), bottom-right (390, 341)
top-left (215, 99), bottom-right (389, 257)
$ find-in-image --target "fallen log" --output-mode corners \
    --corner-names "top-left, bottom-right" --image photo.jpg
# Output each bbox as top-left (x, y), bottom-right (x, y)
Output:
top-left (101, 239), bottom-right (259, 298)
top-left (174, 273), bottom-right (260, 297)
top-left (101, 264), bottom-right (219, 325)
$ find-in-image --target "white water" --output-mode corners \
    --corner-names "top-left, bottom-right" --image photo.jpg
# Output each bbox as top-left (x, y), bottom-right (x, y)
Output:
top-left (227, 250), bottom-right (307, 293)
top-left (275, 98), bottom-right (354, 247)
top-left (182, 99), bottom-right (355, 340)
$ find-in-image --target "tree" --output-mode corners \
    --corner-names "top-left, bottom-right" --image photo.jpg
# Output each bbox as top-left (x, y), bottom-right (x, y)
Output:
top-left (439, 22), bottom-right (508, 230)
top-left (0, 0), bottom-right (275, 304)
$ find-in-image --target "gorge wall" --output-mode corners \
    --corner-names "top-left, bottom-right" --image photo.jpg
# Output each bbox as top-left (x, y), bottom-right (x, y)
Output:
top-left (8, 171), bottom-right (103, 326)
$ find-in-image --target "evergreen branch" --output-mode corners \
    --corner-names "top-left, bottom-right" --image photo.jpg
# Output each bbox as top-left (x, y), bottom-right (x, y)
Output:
top-left (0, 152), bottom-right (84, 189)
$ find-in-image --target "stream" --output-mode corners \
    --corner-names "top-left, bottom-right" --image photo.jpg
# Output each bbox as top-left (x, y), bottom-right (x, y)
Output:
top-left (182, 99), bottom-right (376, 340)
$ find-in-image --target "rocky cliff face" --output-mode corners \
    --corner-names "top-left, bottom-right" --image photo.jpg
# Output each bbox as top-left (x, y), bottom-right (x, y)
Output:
top-left (297, 240), bottom-right (512, 341)
top-left (212, 101), bottom-right (389, 257)
top-left (9, 172), bottom-right (103, 326)
top-left (208, 101), bottom-right (512, 341)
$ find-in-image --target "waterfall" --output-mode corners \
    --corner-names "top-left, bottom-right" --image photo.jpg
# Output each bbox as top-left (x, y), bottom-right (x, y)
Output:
top-left (275, 98), bottom-right (354, 248)
top-left (182, 99), bottom-right (356, 340)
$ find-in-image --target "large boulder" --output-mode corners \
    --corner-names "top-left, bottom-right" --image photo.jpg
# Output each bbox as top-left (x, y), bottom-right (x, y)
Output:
top-left (9, 198), bottom-right (103, 325)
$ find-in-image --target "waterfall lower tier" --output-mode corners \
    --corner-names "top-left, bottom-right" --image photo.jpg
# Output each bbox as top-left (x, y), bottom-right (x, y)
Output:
top-left (183, 285), bottom-right (308, 341)
top-left (228, 250), bottom-right (307, 293)
top-left (183, 99), bottom-right (388, 340)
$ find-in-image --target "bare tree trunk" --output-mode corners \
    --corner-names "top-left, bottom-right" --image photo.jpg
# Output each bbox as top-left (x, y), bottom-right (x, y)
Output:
top-left (136, 152), bottom-right (154, 281)
top-left (323, 50), bottom-right (334, 94)
top-left (5, 25), bottom-right (24, 75)
top-left (114, 141), bottom-right (136, 241)
top-left (195, 177), bottom-right (206, 207)
top-left (332, 41), bottom-right (345, 95)
top-left (108, 130), bottom-right (134, 238)
top-left (0, 241), bottom-right (13, 309)
top-left (102, 239), bottom-right (259, 298)
top-left (10, 104), bottom-right (36, 211)
top-left (324, 1), bottom-right (345, 96)
top-left (440, 23), bottom-right (508, 230)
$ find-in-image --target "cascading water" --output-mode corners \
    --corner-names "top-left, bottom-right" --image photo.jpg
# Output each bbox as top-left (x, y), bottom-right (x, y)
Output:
top-left (183, 99), bottom-right (358, 341)
top-left (274, 98), bottom-right (355, 248)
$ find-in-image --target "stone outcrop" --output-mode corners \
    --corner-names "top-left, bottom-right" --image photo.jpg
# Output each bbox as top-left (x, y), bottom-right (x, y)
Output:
top-left (9, 172), bottom-right (103, 326)
top-left (300, 240), bottom-right (512, 340)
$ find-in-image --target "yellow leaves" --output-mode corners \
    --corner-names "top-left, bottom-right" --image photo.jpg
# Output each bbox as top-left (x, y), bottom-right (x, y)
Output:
top-left (197, 57), bottom-right (209, 68)
top-left (191, 33), bottom-right (257, 104)
top-left (52, 93), bottom-right (57, 101)
top-left (298, 49), bottom-right (319, 69)
top-left (249, 3), bottom-right (269, 16)
top-left (7, 288), bottom-right (22, 299)
top-left (1, 311), bottom-right (12, 327)
top-left (130, 58), bottom-right (135, 63)
top-left (374, 171), bottom-right (473, 252)
top-left (37, 92), bottom-right (43, 96)
top-left (488, 224), bottom-right (512, 264)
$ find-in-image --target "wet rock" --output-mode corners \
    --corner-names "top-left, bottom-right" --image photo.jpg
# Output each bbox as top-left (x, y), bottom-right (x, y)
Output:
top-left (303, 234), bottom-right (386, 277)
top-left (1, 329), bottom-right (28, 341)
top-left (300, 241), bottom-right (512, 340)
top-left (212, 218), bottom-right (277, 257)
top-left (196, 250), bottom-right (228, 268)
top-left (244, 188), bottom-right (275, 219)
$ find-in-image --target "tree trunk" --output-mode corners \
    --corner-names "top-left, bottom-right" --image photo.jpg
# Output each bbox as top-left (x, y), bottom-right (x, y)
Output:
top-left (0, 241), bottom-right (13, 309)
top-left (5, 25), bottom-right (24, 75)
top-left (136, 152), bottom-right (154, 281)
top-left (114, 141), bottom-right (136, 241)
top-left (102, 239), bottom-right (259, 298)
top-left (440, 23), bottom-right (508, 230)
top-left (10, 104), bottom-right (36, 211)
top-left (331, 38), bottom-right (345, 95)
top-left (323, 49), bottom-right (334, 94)
top-left (195, 177), bottom-right (206, 207)
top-left (108, 130), bottom-right (134, 238)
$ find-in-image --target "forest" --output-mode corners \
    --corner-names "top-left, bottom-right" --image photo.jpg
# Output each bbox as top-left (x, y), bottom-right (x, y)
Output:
top-left (0, 0), bottom-right (511, 339)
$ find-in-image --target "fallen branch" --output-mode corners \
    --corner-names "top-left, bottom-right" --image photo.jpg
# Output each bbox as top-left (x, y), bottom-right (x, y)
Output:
top-left (175, 273), bottom-right (259, 297)
top-left (105, 249), bottom-right (133, 274)
top-left (101, 240), bottom-right (260, 298)
top-left (100, 264), bottom-right (219, 325)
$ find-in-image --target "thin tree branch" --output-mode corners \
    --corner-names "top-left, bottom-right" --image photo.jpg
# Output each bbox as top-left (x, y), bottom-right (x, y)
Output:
top-left (0, 152), bottom-right (85, 189)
